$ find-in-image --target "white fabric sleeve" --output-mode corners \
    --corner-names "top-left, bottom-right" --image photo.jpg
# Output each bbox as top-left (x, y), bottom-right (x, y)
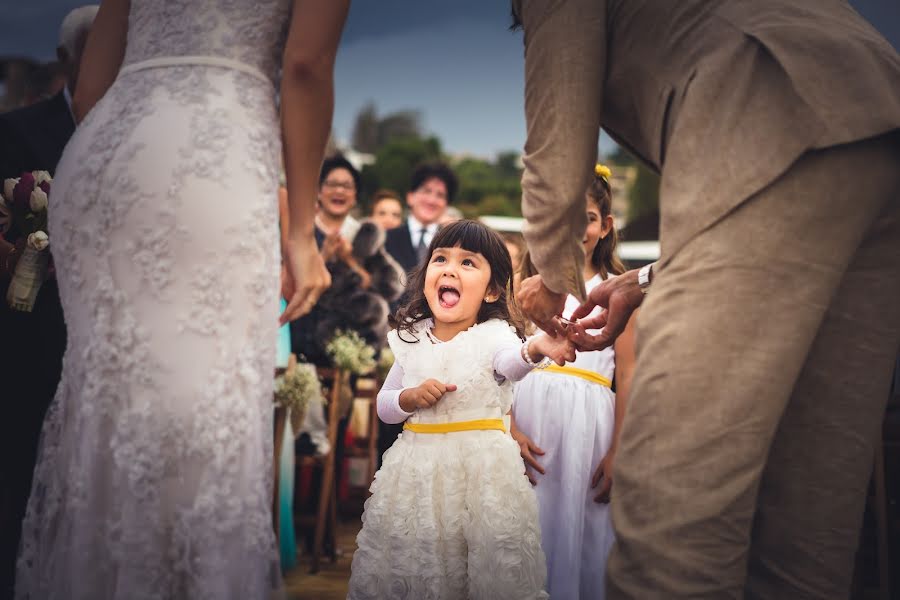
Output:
top-left (493, 340), bottom-right (533, 384)
top-left (377, 361), bottom-right (414, 425)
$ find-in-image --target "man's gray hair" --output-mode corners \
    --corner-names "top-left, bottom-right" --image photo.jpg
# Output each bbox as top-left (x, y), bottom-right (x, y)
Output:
top-left (58, 5), bottom-right (100, 56)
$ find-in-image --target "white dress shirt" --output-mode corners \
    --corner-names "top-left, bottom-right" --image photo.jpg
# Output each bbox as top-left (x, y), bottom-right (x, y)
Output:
top-left (406, 215), bottom-right (439, 251)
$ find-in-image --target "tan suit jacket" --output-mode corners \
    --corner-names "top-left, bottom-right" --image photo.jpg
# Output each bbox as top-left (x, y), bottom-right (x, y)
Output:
top-left (516, 0), bottom-right (900, 298)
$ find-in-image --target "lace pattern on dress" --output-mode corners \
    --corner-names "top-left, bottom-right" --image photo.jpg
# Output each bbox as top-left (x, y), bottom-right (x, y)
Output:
top-left (16, 1), bottom-right (289, 598)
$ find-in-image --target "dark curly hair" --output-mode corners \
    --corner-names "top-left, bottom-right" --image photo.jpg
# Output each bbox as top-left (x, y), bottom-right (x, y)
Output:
top-left (319, 154), bottom-right (361, 192)
top-left (391, 220), bottom-right (525, 341)
top-left (409, 161), bottom-right (458, 204)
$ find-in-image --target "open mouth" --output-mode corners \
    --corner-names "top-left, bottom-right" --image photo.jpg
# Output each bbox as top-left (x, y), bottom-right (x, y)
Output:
top-left (438, 284), bottom-right (461, 309)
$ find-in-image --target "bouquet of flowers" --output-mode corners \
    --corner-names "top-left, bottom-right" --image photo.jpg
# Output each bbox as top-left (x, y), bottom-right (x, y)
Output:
top-left (325, 329), bottom-right (376, 375)
top-left (2, 171), bottom-right (53, 312)
top-left (274, 362), bottom-right (323, 432)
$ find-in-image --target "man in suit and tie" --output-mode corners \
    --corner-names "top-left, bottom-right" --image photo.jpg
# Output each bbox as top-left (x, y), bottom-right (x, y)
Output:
top-left (0, 7), bottom-right (98, 599)
top-left (379, 161), bottom-right (458, 463)
top-left (384, 161), bottom-right (458, 275)
top-left (512, 1), bottom-right (900, 597)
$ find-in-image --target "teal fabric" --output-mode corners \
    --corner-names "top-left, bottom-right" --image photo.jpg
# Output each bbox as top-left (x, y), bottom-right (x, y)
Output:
top-left (276, 298), bottom-right (291, 368)
top-left (276, 297), bottom-right (297, 570)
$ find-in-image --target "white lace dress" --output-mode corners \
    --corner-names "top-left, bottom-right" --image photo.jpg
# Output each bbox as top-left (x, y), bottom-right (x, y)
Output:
top-left (348, 319), bottom-right (548, 600)
top-left (16, 2), bottom-right (290, 598)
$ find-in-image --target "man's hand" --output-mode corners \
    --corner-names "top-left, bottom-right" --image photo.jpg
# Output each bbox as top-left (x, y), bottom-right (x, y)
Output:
top-left (568, 268), bottom-right (644, 351)
top-left (517, 274), bottom-right (567, 337)
top-left (510, 421), bottom-right (546, 485)
top-left (399, 379), bottom-right (457, 412)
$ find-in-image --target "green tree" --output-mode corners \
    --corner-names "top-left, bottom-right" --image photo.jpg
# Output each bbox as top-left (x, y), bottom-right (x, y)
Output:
top-left (351, 101), bottom-right (379, 153)
top-left (359, 136), bottom-right (443, 207)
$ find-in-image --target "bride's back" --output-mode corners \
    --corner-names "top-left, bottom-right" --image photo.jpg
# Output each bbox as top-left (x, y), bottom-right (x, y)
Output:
top-left (122, 0), bottom-right (292, 80)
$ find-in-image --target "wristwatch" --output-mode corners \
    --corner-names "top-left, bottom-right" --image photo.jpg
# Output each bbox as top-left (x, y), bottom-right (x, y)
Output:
top-left (638, 263), bottom-right (653, 294)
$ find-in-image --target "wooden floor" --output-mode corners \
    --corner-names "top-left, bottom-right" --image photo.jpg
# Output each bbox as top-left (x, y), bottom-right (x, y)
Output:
top-left (283, 517), bottom-right (360, 599)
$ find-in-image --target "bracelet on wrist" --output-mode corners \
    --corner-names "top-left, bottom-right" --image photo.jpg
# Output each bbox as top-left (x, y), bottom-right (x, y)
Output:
top-left (522, 339), bottom-right (551, 369)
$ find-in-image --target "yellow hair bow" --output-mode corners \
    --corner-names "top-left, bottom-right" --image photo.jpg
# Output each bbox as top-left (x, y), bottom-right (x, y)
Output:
top-left (595, 163), bottom-right (612, 180)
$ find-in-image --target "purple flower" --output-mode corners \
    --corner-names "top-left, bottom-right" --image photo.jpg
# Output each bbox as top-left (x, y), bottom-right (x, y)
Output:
top-left (12, 172), bottom-right (35, 210)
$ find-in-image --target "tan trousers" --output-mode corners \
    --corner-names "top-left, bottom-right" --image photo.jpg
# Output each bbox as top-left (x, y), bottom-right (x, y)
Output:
top-left (607, 132), bottom-right (900, 599)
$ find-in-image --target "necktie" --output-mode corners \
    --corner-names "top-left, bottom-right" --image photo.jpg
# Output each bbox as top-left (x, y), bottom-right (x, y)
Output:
top-left (416, 227), bottom-right (428, 262)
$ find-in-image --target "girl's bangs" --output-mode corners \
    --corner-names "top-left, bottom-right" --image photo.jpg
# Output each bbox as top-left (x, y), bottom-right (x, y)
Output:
top-left (432, 220), bottom-right (494, 255)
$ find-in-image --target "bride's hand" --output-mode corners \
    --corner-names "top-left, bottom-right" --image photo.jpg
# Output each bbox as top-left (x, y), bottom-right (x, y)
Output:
top-left (280, 236), bottom-right (331, 324)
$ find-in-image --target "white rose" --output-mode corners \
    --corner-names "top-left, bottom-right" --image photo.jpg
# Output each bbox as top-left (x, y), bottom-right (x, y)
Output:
top-left (29, 187), bottom-right (49, 212)
top-left (3, 178), bottom-right (19, 201)
top-left (32, 171), bottom-right (52, 186)
top-left (27, 231), bottom-right (50, 251)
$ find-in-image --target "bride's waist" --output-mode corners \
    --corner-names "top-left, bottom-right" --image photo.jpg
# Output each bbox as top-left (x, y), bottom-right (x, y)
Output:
top-left (119, 55), bottom-right (273, 86)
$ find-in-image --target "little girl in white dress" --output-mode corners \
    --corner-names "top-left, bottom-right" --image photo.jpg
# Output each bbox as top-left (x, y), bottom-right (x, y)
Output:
top-left (511, 165), bottom-right (638, 599)
top-left (348, 220), bottom-right (574, 600)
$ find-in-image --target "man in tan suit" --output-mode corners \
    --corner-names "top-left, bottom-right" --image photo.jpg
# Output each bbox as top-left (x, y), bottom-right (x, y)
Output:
top-left (513, 0), bottom-right (900, 597)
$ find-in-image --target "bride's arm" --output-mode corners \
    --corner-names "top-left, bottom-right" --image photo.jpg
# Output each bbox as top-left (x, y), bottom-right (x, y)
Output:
top-left (71, 0), bottom-right (129, 123)
top-left (278, 0), bottom-right (350, 323)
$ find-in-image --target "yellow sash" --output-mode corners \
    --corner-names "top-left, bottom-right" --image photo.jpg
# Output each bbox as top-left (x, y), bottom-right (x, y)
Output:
top-left (403, 418), bottom-right (507, 434)
top-left (543, 365), bottom-right (612, 388)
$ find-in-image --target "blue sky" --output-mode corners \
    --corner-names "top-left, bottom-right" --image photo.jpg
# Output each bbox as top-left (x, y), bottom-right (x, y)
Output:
top-left (3, 0), bottom-right (898, 159)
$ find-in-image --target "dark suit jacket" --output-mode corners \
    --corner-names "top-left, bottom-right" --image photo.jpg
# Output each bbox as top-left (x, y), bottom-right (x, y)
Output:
top-left (0, 91), bottom-right (74, 182)
top-left (0, 91), bottom-right (73, 600)
top-left (384, 222), bottom-right (418, 275)
top-left (514, 0), bottom-right (900, 297)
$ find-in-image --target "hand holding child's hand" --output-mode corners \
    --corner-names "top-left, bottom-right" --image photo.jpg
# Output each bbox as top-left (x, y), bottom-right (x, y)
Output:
top-left (529, 333), bottom-right (577, 366)
top-left (399, 379), bottom-right (457, 412)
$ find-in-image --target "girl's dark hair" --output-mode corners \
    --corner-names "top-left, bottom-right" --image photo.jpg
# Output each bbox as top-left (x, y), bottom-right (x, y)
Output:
top-left (319, 154), bottom-right (361, 192)
top-left (587, 174), bottom-right (626, 278)
top-left (391, 220), bottom-right (525, 340)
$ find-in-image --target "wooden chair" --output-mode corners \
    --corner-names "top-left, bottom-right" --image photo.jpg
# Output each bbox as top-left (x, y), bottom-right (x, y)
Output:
top-left (355, 372), bottom-right (382, 492)
top-left (295, 366), bottom-right (345, 573)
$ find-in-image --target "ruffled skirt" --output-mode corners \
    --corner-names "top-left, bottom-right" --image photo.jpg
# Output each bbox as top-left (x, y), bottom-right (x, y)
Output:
top-left (348, 429), bottom-right (548, 600)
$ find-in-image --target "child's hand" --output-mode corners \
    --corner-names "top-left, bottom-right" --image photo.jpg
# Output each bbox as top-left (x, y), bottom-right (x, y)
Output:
top-left (399, 379), bottom-right (457, 412)
top-left (592, 448), bottom-right (616, 503)
top-left (529, 333), bottom-right (576, 366)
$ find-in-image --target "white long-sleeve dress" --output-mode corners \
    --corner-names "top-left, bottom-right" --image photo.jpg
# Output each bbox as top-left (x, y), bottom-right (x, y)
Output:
top-left (349, 318), bottom-right (548, 600)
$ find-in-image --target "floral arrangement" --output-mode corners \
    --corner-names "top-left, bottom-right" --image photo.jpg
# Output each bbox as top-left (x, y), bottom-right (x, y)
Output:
top-left (2, 171), bottom-right (53, 312)
top-left (274, 362), bottom-right (323, 423)
top-left (325, 329), bottom-right (376, 375)
top-left (376, 347), bottom-right (394, 380)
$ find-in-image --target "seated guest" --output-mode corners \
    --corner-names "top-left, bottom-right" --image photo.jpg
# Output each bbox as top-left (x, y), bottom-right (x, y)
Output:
top-left (369, 189), bottom-right (403, 231)
top-left (384, 161), bottom-right (458, 274)
top-left (290, 155), bottom-right (401, 366)
top-left (315, 154), bottom-right (361, 242)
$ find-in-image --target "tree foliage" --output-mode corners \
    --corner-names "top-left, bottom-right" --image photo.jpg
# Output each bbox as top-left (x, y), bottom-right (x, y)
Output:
top-left (351, 101), bottom-right (423, 154)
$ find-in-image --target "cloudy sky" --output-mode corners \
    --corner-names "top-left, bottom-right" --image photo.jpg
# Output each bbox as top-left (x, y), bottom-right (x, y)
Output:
top-left (2, 1), bottom-right (898, 158)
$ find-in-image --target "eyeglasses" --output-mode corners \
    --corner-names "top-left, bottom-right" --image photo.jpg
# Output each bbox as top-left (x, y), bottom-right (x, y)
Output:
top-left (323, 180), bottom-right (356, 191)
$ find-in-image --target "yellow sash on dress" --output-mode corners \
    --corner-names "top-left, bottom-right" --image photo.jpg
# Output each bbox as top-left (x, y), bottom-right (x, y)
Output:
top-left (402, 419), bottom-right (507, 434)
top-left (543, 365), bottom-right (612, 387)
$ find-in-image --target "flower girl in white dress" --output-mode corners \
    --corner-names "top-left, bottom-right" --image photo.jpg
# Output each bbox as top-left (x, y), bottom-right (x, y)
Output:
top-left (511, 165), bottom-right (638, 599)
top-left (348, 220), bottom-right (574, 600)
